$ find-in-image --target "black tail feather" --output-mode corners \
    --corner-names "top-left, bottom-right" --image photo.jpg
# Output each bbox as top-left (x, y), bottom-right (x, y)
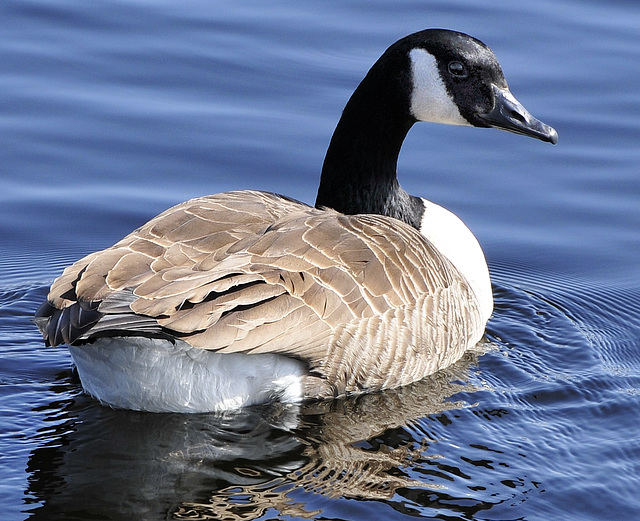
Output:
top-left (34, 300), bottom-right (104, 347)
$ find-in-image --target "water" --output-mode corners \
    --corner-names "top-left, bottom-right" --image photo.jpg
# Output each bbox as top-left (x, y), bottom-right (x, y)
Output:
top-left (1, 0), bottom-right (639, 519)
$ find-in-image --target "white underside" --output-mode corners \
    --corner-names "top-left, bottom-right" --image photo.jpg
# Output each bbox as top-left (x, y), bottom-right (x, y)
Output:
top-left (69, 337), bottom-right (305, 413)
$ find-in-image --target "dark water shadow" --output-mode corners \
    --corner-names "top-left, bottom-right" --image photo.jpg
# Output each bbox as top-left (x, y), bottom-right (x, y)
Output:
top-left (23, 264), bottom-right (640, 521)
top-left (22, 348), bottom-right (486, 521)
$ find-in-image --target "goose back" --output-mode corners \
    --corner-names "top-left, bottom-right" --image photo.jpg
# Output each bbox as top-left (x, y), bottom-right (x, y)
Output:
top-left (37, 190), bottom-right (484, 398)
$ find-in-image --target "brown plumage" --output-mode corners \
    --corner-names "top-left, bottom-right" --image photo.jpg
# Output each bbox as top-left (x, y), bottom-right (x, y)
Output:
top-left (38, 190), bottom-right (483, 398)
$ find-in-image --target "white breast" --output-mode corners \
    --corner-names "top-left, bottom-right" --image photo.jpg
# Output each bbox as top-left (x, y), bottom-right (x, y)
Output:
top-left (419, 198), bottom-right (493, 325)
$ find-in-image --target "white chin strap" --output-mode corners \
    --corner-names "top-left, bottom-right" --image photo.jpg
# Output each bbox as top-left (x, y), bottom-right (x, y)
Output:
top-left (409, 48), bottom-right (471, 127)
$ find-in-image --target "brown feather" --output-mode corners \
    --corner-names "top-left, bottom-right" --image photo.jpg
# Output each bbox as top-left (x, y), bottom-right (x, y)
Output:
top-left (43, 190), bottom-right (483, 398)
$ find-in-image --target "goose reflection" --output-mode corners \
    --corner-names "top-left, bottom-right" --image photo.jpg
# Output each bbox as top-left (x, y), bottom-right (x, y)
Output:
top-left (25, 347), bottom-right (488, 521)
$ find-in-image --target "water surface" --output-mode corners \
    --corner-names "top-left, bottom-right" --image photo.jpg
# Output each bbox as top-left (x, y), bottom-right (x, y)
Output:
top-left (1, 1), bottom-right (639, 520)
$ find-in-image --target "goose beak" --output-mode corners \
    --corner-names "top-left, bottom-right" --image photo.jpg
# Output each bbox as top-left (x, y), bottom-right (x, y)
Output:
top-left (478, 85), bottom-right (558, 145)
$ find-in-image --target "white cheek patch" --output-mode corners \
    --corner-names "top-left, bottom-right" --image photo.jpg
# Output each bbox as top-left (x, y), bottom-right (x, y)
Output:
top-left (409, 48), bottom-right (471, 126)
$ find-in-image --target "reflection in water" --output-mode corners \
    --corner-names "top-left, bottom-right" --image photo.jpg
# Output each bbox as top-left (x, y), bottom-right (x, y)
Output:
top-left (24, 348), bottom-right (487, 521)
top-left (22, 276), bottom-right (640, 520)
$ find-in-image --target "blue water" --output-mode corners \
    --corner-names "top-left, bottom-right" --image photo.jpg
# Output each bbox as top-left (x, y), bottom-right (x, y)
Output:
top-left (1, 1), bottom-right (639, 520)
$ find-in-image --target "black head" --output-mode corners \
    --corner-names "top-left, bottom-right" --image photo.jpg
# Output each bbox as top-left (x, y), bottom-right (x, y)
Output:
top-left (317, 29), bottom-right (557, 221)
top-left (388, 29), bottom-right (558, 143)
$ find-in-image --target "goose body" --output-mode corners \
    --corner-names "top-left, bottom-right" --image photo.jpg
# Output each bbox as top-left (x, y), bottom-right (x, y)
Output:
top-left (35, 29), bottom-right (557, 412)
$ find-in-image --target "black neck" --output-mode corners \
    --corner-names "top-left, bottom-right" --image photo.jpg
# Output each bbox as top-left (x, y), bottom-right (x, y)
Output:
top-left (315, 54), bottom-right (424, 230)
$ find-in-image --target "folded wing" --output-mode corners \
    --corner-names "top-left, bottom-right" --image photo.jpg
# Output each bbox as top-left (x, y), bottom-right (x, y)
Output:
top-left (35, 190), bottom-right (482, 397)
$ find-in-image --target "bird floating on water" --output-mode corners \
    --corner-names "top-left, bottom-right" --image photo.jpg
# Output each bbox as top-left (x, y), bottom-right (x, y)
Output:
top-left (35, 29), bottom-right (557, 412)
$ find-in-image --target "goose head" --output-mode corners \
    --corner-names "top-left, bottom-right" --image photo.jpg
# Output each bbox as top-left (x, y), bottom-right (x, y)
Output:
top-left (406, 29), bottom-right (557, 143)
top-left (317, 29), bottom-right (557, 219)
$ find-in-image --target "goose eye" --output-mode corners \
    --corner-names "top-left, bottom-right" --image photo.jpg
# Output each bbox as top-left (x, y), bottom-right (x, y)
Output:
top-left (448, 61), bottom-right (467, 78)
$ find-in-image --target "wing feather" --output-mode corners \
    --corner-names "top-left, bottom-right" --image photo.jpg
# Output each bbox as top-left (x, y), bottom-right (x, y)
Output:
top-left (37, 190), bottom-right (483, 397)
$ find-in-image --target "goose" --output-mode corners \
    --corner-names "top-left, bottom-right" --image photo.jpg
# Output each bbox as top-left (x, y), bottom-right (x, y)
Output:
top-left (34, 29), bottom-right (557, 413)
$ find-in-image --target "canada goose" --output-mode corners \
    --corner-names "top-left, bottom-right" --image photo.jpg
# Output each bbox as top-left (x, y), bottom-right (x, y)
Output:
top-left (35, 29), bottom-right (557, 412)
